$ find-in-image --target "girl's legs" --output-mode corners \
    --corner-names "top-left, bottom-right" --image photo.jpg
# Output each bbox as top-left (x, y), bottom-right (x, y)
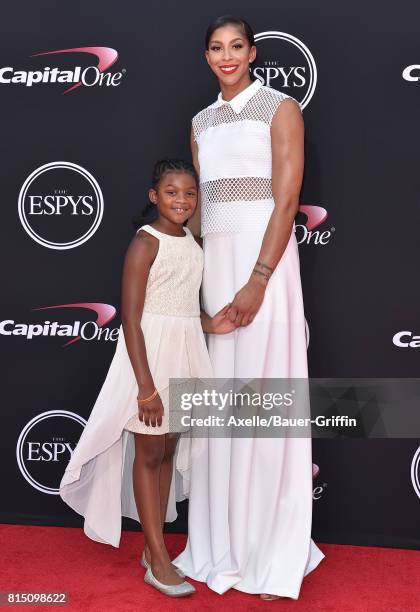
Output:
top-left (133, 433), bottom-right (182, 585)
top-left (143, 433), bottom-right (180, 564)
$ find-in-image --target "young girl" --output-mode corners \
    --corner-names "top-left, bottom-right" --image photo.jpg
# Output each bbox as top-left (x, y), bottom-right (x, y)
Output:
top-left (59, 158), bottom-right (234, 598)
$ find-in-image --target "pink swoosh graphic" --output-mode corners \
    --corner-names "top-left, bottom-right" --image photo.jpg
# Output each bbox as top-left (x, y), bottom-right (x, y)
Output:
top-left (31, 47), bottom-right (118, 94)
top-left (32, 302), bottom-right (116, 347)
top-left (298, 205), bottom-right (328, 231)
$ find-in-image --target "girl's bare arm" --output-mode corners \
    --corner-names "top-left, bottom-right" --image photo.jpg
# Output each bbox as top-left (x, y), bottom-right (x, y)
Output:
top-left (121, 230), bottom-right (157, 398)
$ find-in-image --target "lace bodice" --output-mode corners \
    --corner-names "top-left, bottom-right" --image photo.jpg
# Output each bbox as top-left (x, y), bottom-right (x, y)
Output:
top-left (136, 224), bottom-right (203, 317)
top-left (192, 79), bottom-right (301, 236)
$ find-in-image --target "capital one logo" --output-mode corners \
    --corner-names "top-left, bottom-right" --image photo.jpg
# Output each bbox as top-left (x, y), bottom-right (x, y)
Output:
top-left (16, 410), bottom-right (86, 495)
top-left (254, 31), bottom-right (317, 109)
top-left (402, 65), bottom-right (420, 82)
top-left (18, 161), bottom-right (104, 249)
top-left (0, 302), bottom-right (119, 346)
top-left (296, 204), bottom-right (334, 245)
top-left (393, 331), bottom-right (420, 348)
top-left (0, 47), bottom-right (124, 94)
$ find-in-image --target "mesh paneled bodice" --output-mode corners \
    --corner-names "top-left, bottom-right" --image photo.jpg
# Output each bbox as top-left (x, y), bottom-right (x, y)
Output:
top-left (192, 79), bottom-right (301, 236)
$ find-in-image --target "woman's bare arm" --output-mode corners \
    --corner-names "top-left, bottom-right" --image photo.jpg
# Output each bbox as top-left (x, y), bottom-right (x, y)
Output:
top-left (187, 126), bottom-right (202, 242)
top-left (226, 98), bottom-right (304, 326)
top-left (254, 98), bottom-right (304, 275)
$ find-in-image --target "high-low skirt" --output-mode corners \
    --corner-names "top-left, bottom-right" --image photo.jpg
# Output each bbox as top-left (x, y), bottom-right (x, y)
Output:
top-left (59, 312), bottom-right (213, 547)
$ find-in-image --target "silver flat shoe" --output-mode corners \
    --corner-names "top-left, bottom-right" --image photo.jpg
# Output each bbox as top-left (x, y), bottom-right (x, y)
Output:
top-left (144, 566), bottom-right (196, 597)
top-left (140, 552), bottom-right (185, 578)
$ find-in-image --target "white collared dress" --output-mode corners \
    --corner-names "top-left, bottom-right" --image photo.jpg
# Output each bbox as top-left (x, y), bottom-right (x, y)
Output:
top-left (173, 80), bottom-right (325, 599)
top-left (59, 224), bottom-right (213, 546)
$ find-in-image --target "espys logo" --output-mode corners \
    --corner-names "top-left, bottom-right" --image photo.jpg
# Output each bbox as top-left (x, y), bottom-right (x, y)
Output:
top-left (0, 47), bottom-right (124, 94)
top-left (296, 204), bottom-right (334, 245)
top-left (393, 331), bottom-right (420, 348)
top-left (16, 410), bottom-right (86, 495)
top-left (0, 302), bottom-right (119, 346)
top-left (411, 447), bottom-right (420, 500)
top-left (18, 161), bottom-right (104, 250)
top-left (254, 32), bottom-right (316, 108)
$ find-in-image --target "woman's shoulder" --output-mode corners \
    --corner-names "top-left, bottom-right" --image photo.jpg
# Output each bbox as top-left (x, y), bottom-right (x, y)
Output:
top-left (246, 85), bottom-right (302, 126)
top-left (192, 100), bottom-right (217, 129)
top-left (257, 85), bottom-right (302, 113)
top-left (191, 99), bottom-right (218, 142)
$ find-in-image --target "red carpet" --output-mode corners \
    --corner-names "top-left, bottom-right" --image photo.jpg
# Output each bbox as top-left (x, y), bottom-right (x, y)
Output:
top-left (1, 525), bottom-right (419, 611)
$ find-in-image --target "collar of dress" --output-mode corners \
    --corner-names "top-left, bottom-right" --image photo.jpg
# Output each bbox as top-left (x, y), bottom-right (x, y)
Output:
top-left (212, 79), bottom-right (262, 114)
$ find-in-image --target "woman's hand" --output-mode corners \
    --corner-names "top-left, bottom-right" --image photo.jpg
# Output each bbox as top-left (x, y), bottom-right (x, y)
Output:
top-left (210, 304), bottom-right (236, 334)
top-left (137, 390), bottom-right (164, 427)
top-left (227, 275), bottom-right (267, 327)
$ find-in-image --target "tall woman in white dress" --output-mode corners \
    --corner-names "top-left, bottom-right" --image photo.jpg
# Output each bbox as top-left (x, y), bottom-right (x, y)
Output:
top-left (173, 16), bottom-right (325, 600)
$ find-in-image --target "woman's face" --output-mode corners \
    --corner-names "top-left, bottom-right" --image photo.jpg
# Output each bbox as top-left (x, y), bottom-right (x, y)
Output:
top-left (205, 25), bottom-right (256, 87)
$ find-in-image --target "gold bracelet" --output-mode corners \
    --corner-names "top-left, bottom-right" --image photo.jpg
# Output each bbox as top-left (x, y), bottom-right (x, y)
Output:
top-left (138, 388), bottom-right (158, 404)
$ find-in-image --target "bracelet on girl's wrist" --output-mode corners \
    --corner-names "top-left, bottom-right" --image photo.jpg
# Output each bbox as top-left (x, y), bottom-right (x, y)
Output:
top-left (138, 388), bottom-right (158, 404)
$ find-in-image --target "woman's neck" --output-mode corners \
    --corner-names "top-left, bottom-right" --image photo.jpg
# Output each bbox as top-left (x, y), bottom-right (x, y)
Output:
top-left (219, 74), bottom-right (252, 102)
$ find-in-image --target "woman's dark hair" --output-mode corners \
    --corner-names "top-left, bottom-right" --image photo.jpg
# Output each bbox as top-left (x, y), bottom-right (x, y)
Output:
top-left (205, 15), bottom-right (256, 79)
top-left (205, 15), bottom-right (255, 49)
top-left (133, 158), bottom-right (199, 229)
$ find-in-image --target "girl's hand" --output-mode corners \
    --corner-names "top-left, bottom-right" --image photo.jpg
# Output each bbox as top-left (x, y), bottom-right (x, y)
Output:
top-left (227, 276), bottom-right (266, 327)
top-left (137, 390), bottom-right (164, 427)
top-left (210, 303), bottom-right (236, 334)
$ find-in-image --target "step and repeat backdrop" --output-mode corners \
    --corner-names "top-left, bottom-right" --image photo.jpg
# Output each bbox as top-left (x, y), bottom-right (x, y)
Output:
top-left (1, 1), bottom-right (419, 549)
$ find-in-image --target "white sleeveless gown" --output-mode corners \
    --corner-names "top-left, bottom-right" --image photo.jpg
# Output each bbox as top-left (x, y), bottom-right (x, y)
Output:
top-left (59, 224), bottom-right (213, 546)
top-left (173, 80), bottom-right (325, 599)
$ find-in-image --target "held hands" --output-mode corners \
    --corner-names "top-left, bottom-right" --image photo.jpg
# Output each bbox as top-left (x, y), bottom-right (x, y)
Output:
top-left (225, 274), bottom-right (267, 328)
top-left (208, 272), bottom-right (268, 333)
top-left (137, 387), bottom-right (164, 427)
top-left (210, 304), bottom-right (237, 334)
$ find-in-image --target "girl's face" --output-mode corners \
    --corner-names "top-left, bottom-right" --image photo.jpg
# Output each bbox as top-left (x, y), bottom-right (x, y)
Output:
top-left (205, 24), bottom-right (256, 87)
top-left (149, 171), bottom-right (197, 225)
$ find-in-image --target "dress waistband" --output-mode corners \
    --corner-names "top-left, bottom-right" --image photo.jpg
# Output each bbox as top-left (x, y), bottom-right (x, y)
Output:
top-left (142, 310), bottom-right (201, 319)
